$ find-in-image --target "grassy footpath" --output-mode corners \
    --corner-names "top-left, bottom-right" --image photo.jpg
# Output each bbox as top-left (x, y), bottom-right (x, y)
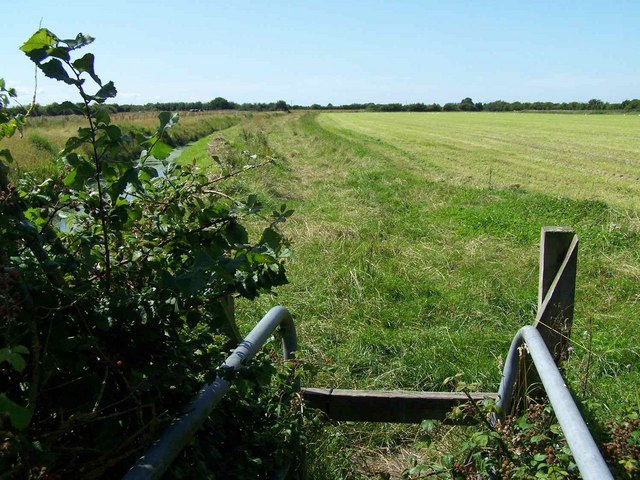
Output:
top-left (182, 111), bottom-right (639, 477)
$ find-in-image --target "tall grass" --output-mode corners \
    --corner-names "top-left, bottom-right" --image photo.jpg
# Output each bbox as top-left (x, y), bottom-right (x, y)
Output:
top-left (4, 111), bottom-right (244, 179)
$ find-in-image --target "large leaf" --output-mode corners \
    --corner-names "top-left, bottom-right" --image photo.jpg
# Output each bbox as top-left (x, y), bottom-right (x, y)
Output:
top-left (47, 46), bottom-right (70, 62)
top-left (0, 148), bottom-right (13, 163)
top-left (93, 81), bottom-right (117, 103)
top-left (72, 53), bottom-right (101, 85)
top-left (93, 108), bottom-right (111, 125)
top-left (63, 156), bottom-right (96, 189)
top-left (158, 111), bottom-right (179, 130)
top-left (0, 394), bottom-right (32, 430)
top-left (149, 140), bottom-right (172, 160)
top-left (20, 28), bottom-right (58, 62)
top-left (0, 346), bottom-right (29, 373)
top-left (39, 59), bottom-right (78, 86)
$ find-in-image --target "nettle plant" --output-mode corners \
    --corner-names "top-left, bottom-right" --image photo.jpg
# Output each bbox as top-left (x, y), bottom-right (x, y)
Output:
top-left (1, 29), bottom-right (294, 477)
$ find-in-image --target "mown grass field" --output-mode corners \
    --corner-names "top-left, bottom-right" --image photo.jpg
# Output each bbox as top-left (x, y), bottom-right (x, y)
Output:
top-left (319, 112), bottom-right (640, 209)
top-left (203, 111), bottom-right (640, 478)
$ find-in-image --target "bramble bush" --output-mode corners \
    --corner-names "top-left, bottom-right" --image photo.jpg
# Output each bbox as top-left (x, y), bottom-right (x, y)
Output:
top-left (1, 28), bottom-right (299, 478)
top-left (404, 397), bottom-right (640, 479)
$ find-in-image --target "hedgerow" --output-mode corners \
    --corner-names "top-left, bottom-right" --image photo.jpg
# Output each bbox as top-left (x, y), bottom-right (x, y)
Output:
top-left (1, 28), bottom-right (299, 478)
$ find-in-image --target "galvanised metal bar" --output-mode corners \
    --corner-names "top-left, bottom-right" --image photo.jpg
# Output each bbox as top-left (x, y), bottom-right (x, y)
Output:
top-left (123, 306), bottom-right (298, 480)
top-left (496, 326), bottom-right (612, 480)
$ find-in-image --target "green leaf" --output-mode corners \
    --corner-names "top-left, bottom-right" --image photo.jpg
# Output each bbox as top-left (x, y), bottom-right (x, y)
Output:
top-left (93, 108), bottom-right (111, 125)
top-left (39, 59), bottom-right (78, 85)
top-left (63, 157), bottom-right (95, 189)
top-left (158, 111), bottom-right (179, 130)
top-left (260, 227), bottom-right (283, 250)
top-left (0, 394), bottom-right (32, 430)
top-left (62, 33), bottom-right (95, 50)
top-left (441, 454), bottom-right (454, 468)
top-left (420, 419), bottom-right (439, 433)
top-left (47, 46), bottom-right (70, 61)
top-left (20, 28), bottom-right (59, 62)
top-left (103, 124), bottom-right (122, 141)
top-left (0, 346), bottom-right (29, 373)
top-left (0, 149), bottom-right (13, 163)
top-left (140, 166), bottom-right (158, 181)
top-left (473, 433), bottom-right (489, 447)
top-left (72, 53), bottom-right (101, 85)
top-left (149, 140), bottom-right (172, 160)
top-left (93, 81), bottom-right (117, 102)
top-left (63, 134), bottom-right (92, 154)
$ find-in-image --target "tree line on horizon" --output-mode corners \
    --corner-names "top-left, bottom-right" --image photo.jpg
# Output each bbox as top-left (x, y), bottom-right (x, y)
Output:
top-left (7, 96), bottom-right (640, 116)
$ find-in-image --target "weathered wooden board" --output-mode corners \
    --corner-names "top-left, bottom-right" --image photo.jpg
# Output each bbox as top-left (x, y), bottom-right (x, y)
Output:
top-left (302, 388), bottom-right (498, 424)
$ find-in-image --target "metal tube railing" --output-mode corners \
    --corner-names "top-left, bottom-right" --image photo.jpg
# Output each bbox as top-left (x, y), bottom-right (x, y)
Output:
top-left (496, 326), bottom-right (612, 480)
top-left (123, 306), bottom-right (298, 480)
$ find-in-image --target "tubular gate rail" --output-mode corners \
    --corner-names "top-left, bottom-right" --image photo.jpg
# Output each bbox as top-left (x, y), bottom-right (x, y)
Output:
top-left (496, 326), bottom-right (612, 480)
top-left (123, 227), bottom-right (614, 479)
top-left (123, 306), bottom-right (298, 480)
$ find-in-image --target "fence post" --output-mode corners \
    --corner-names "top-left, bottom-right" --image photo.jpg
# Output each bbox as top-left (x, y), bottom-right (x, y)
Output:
top-left (511, 227), bottom-right (578, 413)
top-left (534, 227), bottom-right (578, 362)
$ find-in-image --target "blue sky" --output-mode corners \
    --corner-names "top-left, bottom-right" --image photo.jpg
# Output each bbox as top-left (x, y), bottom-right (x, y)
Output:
top-left (3, 1), bottom-right (639, 106)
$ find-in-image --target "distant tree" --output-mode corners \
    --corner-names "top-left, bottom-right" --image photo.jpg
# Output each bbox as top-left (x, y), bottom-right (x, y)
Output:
top-left (379, 103), bottom-right (403, 112)
top-left (459, 97), bottom-right (476, 111)
top-left (209, 97), bottom-right (233, 110)
top-left (443, 102), bottom-right (459, 112)
top-left (275, 100), bottom-right (289, 112)
top-left (407, 102), bottom-right (428, 112)
top-left (587, 98), bottom-right (605, 110)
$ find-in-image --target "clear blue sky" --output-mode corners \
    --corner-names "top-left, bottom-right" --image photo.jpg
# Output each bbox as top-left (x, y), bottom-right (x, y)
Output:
top-left (3, 1), bottom-right (639, 106)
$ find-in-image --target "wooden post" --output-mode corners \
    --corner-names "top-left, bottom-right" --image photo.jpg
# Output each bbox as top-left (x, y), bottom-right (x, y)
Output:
top-left (534, 227), bottom-right (578, 362)
top-left (511, 227), bottom-right (578, 413)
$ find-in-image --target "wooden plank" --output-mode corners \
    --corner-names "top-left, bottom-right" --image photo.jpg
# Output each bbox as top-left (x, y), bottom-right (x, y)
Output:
top-left (302, 388), bottom-right (498, 424)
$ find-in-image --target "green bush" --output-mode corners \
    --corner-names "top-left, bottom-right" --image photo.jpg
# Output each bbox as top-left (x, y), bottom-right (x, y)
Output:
top-left (0, 28), bottom-right (298, 478)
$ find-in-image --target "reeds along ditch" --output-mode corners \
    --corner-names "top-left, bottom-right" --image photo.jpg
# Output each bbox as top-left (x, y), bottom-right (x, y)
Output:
top-left (4, 111), bottom-right (243, 179)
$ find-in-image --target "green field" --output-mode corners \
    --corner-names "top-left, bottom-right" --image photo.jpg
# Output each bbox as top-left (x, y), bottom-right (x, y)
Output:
top-left (9, 110), bottom-right (639, 477)
top-left (215, 111), bottom-right (640, 477)
top-left (319, 112), bottom-right (640, 209)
